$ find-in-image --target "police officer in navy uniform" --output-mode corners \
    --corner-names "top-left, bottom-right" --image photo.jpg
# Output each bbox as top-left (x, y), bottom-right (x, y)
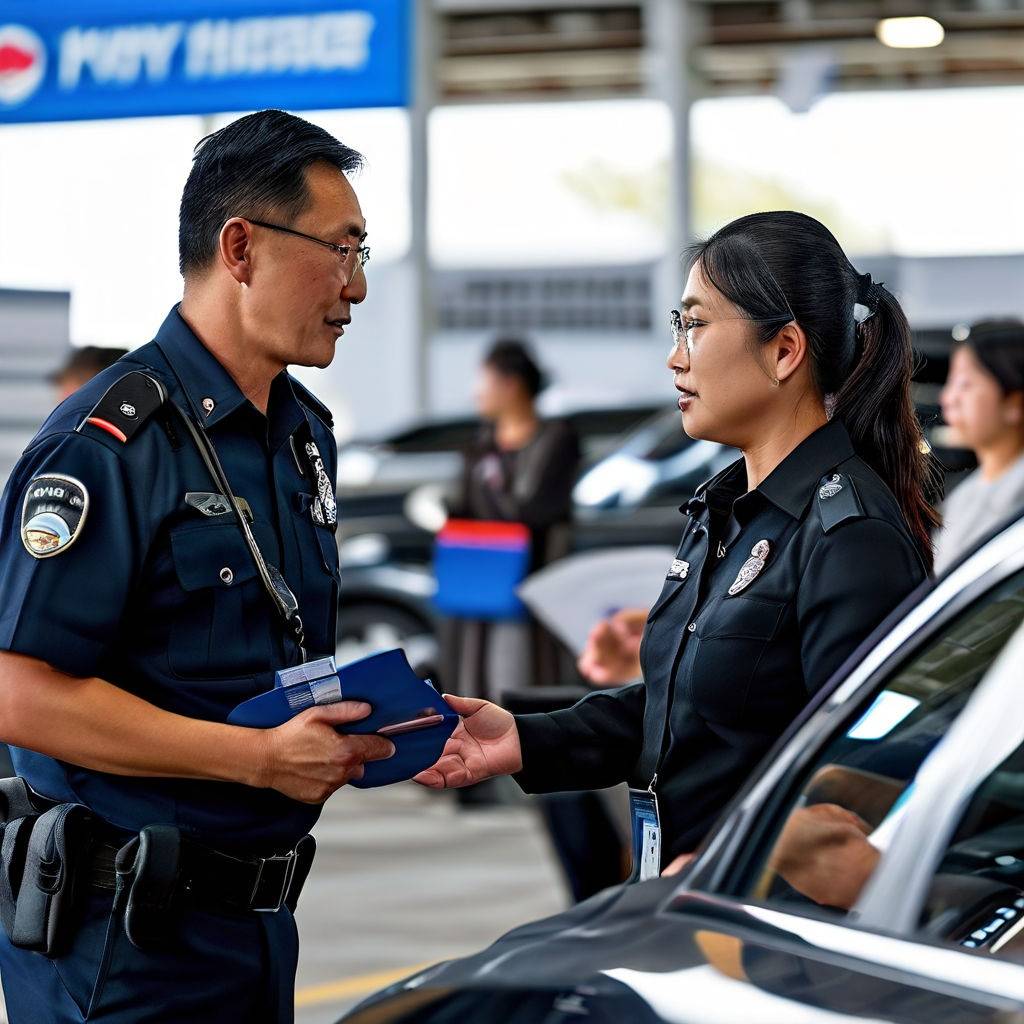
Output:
top-left (416, 211), bottom-right (938, 877)
top-left (0, 110), bottom-right (394, 1021)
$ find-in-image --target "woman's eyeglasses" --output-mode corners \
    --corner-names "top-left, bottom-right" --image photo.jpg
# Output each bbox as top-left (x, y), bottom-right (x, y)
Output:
top-left (669, 310), bottom-right (794, 354)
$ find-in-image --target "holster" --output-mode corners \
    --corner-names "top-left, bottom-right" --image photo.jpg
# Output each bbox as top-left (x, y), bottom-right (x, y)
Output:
top-left (114, 824), bottom-right (182, 951)
top-left (0, 777), bottom-right (56, 944)
top-left (9, 802), bottom-right (96, 957)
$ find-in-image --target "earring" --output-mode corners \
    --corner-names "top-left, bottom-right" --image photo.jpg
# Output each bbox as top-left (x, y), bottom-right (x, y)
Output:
top-left (771, 376), bottom-right (781, 388)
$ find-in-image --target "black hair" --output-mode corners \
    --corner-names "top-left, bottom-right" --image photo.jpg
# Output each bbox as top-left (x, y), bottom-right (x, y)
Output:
top-left (687, 211), bottom-right (939, 569)
top-left (49, 346), bottom-right (128, 383)
top-left (959, 319), bottom-right (1024, 395)
top-left (178, 109), bottom-right (364, 275)
top-left (483, 339), bottom-right (548, 399)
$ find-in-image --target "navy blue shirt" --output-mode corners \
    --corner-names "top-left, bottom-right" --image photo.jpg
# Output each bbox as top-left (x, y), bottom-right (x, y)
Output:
top-left (0, 307), bottom-right (341, 851)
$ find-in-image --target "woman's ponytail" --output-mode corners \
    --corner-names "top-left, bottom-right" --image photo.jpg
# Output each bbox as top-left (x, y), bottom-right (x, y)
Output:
top-left (833, 281), bottom-right (940, 569)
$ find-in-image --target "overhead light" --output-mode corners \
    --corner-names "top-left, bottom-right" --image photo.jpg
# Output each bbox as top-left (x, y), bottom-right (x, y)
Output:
top-left (876, 16), bottom-right (945, 49)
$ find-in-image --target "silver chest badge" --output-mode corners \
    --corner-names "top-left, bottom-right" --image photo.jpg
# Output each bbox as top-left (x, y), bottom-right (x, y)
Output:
top-left (305, 441), bottom-right (338, 528)
top-left (668, 558), bottom-right (689, 580)
top-left (728, 539), bottom-right (771, 596)
top-left (819, 474), bottom-right (843, 499)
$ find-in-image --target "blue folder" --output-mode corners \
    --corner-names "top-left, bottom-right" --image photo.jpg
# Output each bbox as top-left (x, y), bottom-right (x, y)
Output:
top-left (227, 649), bottom-right (458, 789)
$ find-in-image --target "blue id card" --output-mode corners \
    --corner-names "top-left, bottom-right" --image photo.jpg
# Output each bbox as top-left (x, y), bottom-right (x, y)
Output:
top-left (628, 787), bottom-right (661, 882)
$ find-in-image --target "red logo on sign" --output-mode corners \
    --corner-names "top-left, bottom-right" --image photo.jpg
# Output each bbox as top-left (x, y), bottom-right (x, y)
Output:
top-left (0, 25), bottom-right (45, 107)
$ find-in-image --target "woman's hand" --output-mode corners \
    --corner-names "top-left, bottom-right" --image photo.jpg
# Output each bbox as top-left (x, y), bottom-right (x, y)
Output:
top-left (661, 852), bottom-right (696, 877)
top-left (414, 695), bottom-right (523, 789)
top-left (577, 608), bottom-right (648, 687)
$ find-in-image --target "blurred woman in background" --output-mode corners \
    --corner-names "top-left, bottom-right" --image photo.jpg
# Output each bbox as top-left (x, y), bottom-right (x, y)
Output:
top-left (935, 319), bottom-right (1024, 575)
top-left (444, 339), bottom-right (581, 703)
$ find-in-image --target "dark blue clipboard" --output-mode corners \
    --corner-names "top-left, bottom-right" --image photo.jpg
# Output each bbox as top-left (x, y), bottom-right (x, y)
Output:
top-left (227, 649), bottom-right (457, 788)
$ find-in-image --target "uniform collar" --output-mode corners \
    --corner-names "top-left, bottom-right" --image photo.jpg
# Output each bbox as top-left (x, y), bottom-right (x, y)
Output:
top-left (683, 419), bottom-right (856, 521)
top-left (758, 419), bottom-right (856, 519)
top-left (153, 305), bottom-right (307, 449)
top-left (153, 305), bottom-right (249, 428)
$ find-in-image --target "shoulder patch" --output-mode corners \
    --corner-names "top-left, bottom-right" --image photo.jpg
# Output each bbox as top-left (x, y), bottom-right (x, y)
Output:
top-left (76, 371), bottom-right (166, 444)
top-left (21, 474), bottom-right (89, 558)
top-left (816, 471), bottom-right (865, 533)
top-left (289, 377), bottom-right (334, 428)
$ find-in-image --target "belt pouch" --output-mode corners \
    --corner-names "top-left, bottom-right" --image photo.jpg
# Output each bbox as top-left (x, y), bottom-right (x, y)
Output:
top-left (285, 834), bottom-right (317, 913)
top-left (0, 777), bottom-right (49, 822)
top-left (11, 803), bottom-right (95, 957)
top-left (115, 824), bottom-right (181, 950)
top-left (0, 778), bottom-right (54, 940)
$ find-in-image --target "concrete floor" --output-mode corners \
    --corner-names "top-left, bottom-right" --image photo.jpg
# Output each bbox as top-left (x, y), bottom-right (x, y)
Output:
top-left (295, 783), bottom-right (567, 1022)
top-left (0, 783), bottom-right (566, 1023)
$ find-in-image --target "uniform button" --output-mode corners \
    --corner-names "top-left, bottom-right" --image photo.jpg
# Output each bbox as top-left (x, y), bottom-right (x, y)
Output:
top-left (219, 567), bottom-right (234, 585)
top-left (687, 622), bottom-right (696, 633)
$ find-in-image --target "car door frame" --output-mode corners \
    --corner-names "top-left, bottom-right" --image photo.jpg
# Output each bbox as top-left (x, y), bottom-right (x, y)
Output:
top-left (686, 512), bottom-right (1024, 901)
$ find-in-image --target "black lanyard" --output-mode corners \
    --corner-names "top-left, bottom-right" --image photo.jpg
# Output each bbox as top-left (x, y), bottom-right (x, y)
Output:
top-left (168, 399), bottom-right (307, 662)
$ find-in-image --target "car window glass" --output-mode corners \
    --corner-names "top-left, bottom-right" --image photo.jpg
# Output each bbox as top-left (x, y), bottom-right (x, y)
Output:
top-left (744, 571), bottom-right (1024, 931)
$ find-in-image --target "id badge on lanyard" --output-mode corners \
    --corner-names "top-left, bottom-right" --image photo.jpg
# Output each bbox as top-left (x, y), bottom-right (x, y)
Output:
top-left (628, 776), bottom-right (661, 882)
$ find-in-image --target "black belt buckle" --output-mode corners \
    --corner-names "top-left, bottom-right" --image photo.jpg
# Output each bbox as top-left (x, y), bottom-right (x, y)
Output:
top-left (250, 852), bottom-right (297, 913)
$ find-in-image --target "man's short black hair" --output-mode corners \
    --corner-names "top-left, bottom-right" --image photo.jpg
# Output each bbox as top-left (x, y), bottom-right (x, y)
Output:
top-left (178, 109), bottom-right (364, 276)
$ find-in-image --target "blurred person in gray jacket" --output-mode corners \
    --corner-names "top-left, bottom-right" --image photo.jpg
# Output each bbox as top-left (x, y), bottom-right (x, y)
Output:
top-left (935, 319), bottom-right (1024, 574)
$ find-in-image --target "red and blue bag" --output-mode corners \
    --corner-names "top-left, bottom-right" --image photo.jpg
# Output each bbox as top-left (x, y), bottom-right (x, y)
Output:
top-left (433, 519), bottom-right (531, 621)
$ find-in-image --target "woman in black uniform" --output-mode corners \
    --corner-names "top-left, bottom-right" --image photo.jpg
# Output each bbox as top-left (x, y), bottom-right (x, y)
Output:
top-left (418, 212), bottom-right (938, 873)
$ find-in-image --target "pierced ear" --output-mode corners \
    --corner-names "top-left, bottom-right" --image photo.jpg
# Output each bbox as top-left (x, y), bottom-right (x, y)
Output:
top-left (219, 219), bottom-right (252, 285)
top-left (773, 321), bottom-right (809, 384)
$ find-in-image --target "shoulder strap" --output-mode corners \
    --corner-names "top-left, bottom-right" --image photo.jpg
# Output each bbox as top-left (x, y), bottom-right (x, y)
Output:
top-left (76, 371), bottom-right (167, 444)
top-left (816, 470), bottom-right (866, 534)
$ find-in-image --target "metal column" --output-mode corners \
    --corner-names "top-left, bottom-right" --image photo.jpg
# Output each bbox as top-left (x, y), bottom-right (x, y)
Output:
top-left (410, 0), bottom-right (436, 415)
top-left (644, 0), bottom-right (699, 328)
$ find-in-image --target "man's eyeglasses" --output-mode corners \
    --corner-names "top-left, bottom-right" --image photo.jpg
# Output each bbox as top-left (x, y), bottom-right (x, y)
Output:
top-left (245, 218), bottom-right (371, 270)
top-left (669, 309), bottom-right (793, 354)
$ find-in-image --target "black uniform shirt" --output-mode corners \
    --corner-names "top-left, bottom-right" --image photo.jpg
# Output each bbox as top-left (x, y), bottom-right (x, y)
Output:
top-left (0, 307), bottom-right (341, 851)
top-left (515, 419), bottom-right (929, 862)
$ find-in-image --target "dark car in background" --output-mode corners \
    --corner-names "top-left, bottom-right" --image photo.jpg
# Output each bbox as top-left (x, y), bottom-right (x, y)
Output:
top-left (340, 509), bottom-right (1024, 1024)
top-left (335, 403), bottom-right (666, 671)
top-left (337, 379), bottom-right (973, 680)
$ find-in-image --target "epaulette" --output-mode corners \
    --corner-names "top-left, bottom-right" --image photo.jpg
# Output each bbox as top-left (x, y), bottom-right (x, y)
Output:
top-left (76, 371), bottom-right (167, 444)
top-left (815, 469), bottom-right (865, 533)
top-left (289, 376), bottom-right (334, 429)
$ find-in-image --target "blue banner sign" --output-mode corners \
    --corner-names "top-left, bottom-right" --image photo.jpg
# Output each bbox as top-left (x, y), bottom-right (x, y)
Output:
top-left (0, 0), bottom-right (410, 123)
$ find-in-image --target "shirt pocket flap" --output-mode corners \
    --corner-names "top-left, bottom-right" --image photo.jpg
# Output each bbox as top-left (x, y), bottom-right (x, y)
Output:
top-left (703, 595), bottom-right (785, 640)
top-left (647, 577), bottom-right (689, 621)
top-left (170, 522), bottom-right (258, 592)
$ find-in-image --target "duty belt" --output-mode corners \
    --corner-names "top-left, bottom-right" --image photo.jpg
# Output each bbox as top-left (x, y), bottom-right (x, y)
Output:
top-left (88, 832), bottom-right (315, 914)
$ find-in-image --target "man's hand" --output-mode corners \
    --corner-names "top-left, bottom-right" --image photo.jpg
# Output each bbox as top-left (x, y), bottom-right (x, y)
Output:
top-left (769, 803), bottom-right (881, 910)
top-left (577, 608), bottom-right (648, 687)
top-left (414, 695), bottom-right (522, 789)
top-left (258, 701), bottom-right (396, 804)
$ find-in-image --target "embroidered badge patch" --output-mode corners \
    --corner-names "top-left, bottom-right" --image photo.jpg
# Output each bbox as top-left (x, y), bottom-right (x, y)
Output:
top-left (21, 474), bottom-right (89, 558)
